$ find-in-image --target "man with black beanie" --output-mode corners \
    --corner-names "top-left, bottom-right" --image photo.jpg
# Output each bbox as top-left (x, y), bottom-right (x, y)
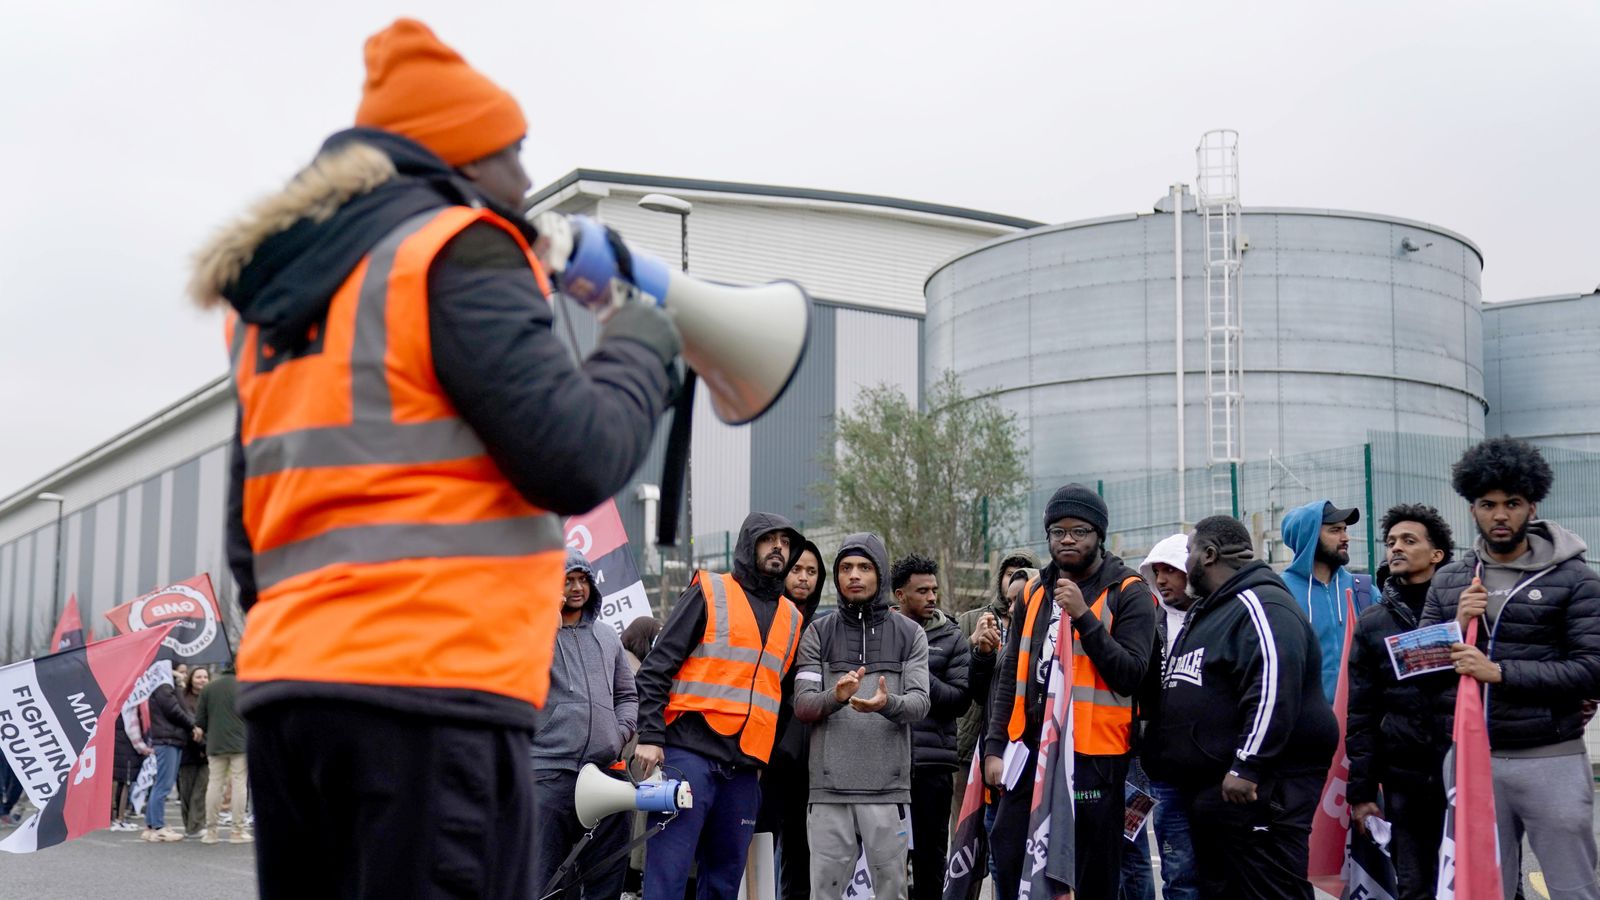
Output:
top-left (983, 484), bottom-right (1155, 900)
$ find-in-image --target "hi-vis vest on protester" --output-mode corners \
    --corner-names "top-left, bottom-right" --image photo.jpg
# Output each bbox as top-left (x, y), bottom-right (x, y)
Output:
top-left (1007, 574), bottom-right (1146, 756)
top-left (227, 206), bottom-right (566, 707)
top-left (665, 571), bottom-right (802, 762)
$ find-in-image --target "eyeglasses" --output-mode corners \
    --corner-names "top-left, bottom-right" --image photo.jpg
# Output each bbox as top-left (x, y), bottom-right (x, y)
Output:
top-left (1047, 526), bottom-right (1095, 542)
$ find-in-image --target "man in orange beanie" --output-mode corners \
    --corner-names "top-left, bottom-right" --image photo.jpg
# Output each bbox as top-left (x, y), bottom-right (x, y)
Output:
top-left (190, 18), bottom-right (682, 899)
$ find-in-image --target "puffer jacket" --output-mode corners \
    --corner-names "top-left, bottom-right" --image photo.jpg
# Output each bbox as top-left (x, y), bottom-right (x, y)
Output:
top-left (1420, 520), bottom-right (1600, 751)
top-left (794, 533), bottom-right (931, 804)
top-left (148, 683), bottom-right (195, 748)
top-left (910, 609), bottom-right (971, 771)
top-left (1345, 576), bottom-right (1451, 805)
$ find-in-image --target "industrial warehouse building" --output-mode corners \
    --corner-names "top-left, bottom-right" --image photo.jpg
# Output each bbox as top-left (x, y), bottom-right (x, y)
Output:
top-left (2, 168), bottom-right (1598, 674)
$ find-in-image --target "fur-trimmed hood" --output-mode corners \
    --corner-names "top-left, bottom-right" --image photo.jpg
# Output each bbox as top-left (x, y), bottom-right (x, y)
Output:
top-left (188, 128), bottom-right (527, 351)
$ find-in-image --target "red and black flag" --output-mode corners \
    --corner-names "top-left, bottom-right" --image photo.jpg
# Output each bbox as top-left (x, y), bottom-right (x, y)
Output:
top-left (563, 500), bottom-right (653, 635)
top-left (0, 625), bottom-right (172, 852)
top-left (48, 594), bottom-right (88, 652)
top-left (1019, 634), bottom-right (1074, 900)
top-left (1436, 617), bottom-right (1502, 900)
top-left (943, 753), bottom-right (989, 900)
top-left (103, 574), bottom-right (231, 666)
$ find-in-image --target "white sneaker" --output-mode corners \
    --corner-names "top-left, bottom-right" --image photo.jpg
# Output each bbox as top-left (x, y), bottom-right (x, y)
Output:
top-left (156, 826), bottom-right (186, 842)
top-left (217, 811), bottom-right (233, 825)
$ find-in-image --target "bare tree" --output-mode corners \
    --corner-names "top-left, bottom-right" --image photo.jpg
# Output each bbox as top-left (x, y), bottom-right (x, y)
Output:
top-left (818, 372), bottom-right (1028, 611)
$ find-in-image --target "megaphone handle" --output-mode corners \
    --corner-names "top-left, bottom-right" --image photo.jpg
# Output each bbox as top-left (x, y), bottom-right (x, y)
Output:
top-left (657, 371), bottom-right (698, 548)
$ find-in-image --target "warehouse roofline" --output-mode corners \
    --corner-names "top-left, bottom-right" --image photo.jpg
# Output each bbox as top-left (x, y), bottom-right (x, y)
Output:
top-left (1485, 291), bottom-right (1600, 311)
top-left (527, 169), bottom-right (1044, 231)
top-left (926, 205), bottom-right (1485, 290)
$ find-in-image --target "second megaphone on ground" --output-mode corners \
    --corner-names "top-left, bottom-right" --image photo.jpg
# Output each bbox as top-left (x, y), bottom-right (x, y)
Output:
top-left (532, 213), bottom-right (811, 425)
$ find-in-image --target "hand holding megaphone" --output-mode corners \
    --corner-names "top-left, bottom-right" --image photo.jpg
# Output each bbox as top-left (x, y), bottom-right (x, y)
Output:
top-left (530, 212), bottom-right (811, 426)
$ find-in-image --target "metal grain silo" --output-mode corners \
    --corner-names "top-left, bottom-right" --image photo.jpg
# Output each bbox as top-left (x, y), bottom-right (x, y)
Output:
top-left (924, 190), bottom-right (1485, 529)
top-left (1485, 292), bottom-right (1600, 451)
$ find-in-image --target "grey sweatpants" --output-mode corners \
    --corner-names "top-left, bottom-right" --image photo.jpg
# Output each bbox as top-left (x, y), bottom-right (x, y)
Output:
top-left (808, 801), bottom-right (910, 900)
top-left (1493, 752), bottom-right (1600, 900)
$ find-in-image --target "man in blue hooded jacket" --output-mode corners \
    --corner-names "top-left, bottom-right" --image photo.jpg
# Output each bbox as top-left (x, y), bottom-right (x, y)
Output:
top-left (1280, 500), bottom-right (1375, 702)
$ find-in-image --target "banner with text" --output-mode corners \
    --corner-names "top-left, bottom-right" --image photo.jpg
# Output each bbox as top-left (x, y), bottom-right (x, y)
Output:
top-left (564, 500), bottom-right (652, 635)
top-left (0, 626), bottom-right (172, 852)
top-left (103, 575), bottom-right (231, 666)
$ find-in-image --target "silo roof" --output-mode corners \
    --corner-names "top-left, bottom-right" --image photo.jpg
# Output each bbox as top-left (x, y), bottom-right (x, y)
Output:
top-left (926, 205), bottom-right (1484, 291)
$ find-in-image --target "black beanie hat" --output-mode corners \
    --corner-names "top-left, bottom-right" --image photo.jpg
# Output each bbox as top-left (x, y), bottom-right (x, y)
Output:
top-left (1044, 483), bottom-right (1109, 537)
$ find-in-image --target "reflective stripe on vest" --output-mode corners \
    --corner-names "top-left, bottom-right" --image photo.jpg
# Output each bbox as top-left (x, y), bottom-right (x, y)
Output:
top-left (229, 206), bottom-right (565, 707)
top-left (665, 571), bottom-right (801, 763)
top-left (1006, 574), bottom-right (1146, 755)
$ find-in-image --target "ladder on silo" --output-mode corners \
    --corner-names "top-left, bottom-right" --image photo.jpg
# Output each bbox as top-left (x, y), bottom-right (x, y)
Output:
top-left (1196, 130), bottom-right (1244, 516)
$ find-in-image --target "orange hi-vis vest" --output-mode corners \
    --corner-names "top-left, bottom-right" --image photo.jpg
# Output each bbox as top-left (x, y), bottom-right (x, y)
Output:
top-left (227, 206), bottom-right (565, 708)
top-left (1007, 573), bottom-right (1146, 756)
top-left (665, 570), bottom-right (802, 763)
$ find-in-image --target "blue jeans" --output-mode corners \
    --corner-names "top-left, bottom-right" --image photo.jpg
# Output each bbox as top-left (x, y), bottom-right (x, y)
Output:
top-left (643, 747), bottom-right (761, 900)
top-left (1149, 780), bottom-right (1199, 900)
top-left (1120, 818), bottom-right (1155, 900)
top-left (145, 745), bottom-right (181, 830)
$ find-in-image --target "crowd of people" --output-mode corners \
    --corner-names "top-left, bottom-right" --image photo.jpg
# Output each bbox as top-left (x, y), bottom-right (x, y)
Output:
top-left (182, 16), bottom-right (1599, 900)
top-left (527, 436), bottom-right (1600, 900)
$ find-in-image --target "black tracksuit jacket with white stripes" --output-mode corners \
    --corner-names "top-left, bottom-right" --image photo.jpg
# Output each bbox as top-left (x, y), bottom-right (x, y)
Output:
top-left (1144, 561), bottom-right (1337, 791)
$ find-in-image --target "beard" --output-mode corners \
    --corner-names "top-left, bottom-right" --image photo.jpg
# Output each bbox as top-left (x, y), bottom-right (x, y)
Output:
top-left (1314, 544), bottom-right (1349, 568)
top-left (1482, 520), bottom-right (1530, 556)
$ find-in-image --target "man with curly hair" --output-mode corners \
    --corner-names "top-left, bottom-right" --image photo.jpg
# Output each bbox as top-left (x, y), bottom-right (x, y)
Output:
top-left (1422, 437), bottom-right (1600, 900)
top-left (1346, 504), bottom-right (1454, 900)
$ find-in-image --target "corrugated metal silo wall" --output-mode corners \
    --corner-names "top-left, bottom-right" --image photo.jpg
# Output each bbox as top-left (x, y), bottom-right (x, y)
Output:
top-left (927, 207), bottom-right (1485, 546)
top-left (1485, 294), bottom-right (1600, 451)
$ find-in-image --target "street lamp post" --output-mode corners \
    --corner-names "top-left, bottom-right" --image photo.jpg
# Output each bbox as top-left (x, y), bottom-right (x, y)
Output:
top-left (637, 193), bottom-right (694, 603)
top-left (37, 491), bottom-right (65, 652)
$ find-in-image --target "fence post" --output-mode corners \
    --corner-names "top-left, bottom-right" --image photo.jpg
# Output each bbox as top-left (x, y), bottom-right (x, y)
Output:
top-left (1364, 442), bottom-right (1376, 573)
top-left (1230, 462), bottom-right (1240, 518)
top-left (981, 496), bottom-right (990, 561)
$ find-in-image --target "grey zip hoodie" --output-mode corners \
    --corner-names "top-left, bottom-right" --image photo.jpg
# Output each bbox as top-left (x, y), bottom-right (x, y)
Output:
top-left (793, 533), bottom-right (930, 803)
top-left (530, 548), bottom-right (638, 771)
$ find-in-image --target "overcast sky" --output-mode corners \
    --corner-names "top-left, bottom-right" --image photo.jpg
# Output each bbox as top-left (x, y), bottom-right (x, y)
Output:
top-left (2, 1), bottom-right (1595, 498)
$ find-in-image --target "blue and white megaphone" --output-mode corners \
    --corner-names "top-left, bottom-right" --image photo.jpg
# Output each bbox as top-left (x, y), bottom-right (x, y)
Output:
top-left (532, 212), bottom-right (811, 426)
top-left (573, 763), bottom-right (693, 829)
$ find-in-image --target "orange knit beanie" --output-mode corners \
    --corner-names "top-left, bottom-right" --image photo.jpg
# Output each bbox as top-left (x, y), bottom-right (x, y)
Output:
top-left (354, 18), bottom-right (527, 167)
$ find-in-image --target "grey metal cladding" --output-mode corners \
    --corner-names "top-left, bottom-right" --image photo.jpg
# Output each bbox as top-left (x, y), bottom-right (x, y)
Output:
top-left (75, 505), bottom-right (95, 621)
top-left (1484, 294), bottom-right (1600, 451)
top-left (170, 457), bottom-right (200, 583)
top-left (139, 477), bottom-right (161, 592)
top-left (926, 207), bottom-right (1485, 495)
top-left (750, 303), bottom-right (836, 530)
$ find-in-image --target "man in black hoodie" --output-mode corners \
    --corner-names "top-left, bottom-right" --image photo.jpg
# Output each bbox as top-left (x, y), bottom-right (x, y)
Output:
top-left (984, 485), bottom-right (1155, 900)
top-left (634, 512), bottom-right (806, 900)
top-left (1145, 515), bottom-right (1336, 900)
top-left (1345, 504), bottom-right (1454, 900)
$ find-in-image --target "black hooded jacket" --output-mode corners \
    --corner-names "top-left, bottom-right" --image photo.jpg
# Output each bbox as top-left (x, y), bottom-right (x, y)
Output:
top-left (983, 551), bottom-right (1155, 759)
top-left (769, 538), bottom-right (825, 769)
top-left (1143, 561), bottom-right (1337, 789)
top-left (1344, 575), bottom-right (1451, 805)
top-left (635, 512), bottom-right (805, 767)
top-left (221, 129), bottom-right (674, 614)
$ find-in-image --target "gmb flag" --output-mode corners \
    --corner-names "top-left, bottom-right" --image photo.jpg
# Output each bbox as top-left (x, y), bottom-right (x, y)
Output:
top-left (564, 500), bottom-right (653, 635)
top-left (104, 574), bottom-right (231, 666)
top-left (0, 626), bottom-right (172, 852)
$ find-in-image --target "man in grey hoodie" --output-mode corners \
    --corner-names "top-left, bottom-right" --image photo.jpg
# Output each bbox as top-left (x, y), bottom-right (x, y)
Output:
top-left (795, 533), bottom-right (931, 900)
top-left (530, 548), bottom-right (638, 899)
top-left (1422, 437), bottom-right (1600, 900)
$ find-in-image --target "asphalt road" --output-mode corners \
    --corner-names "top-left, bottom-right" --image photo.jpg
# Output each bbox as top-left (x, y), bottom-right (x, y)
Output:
top-left (3, 792), bottom-right (1598, 899)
